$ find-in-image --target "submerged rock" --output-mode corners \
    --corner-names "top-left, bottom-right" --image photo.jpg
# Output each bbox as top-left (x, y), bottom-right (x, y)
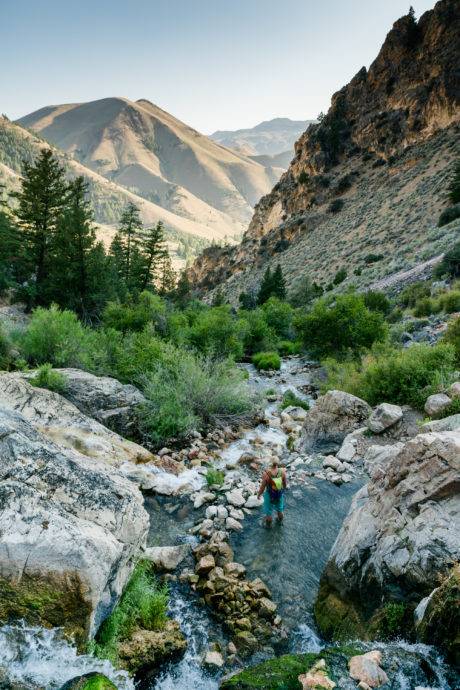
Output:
top-left (59, 673), bottom-right (117, 690)
top-left (315, 430), bottom-right (460, 644)
top-left (0, 406), bottom-right (148, 645)
top-left (348, 650), bottom-right (388, 688)
top-left (299, 658), bottom-right (336, 689)
top-left (117, 620), bottom-right (187, 675)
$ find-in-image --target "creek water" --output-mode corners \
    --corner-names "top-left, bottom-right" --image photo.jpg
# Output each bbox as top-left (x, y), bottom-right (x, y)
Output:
top-left (1, 357), bottom-right (458, 689)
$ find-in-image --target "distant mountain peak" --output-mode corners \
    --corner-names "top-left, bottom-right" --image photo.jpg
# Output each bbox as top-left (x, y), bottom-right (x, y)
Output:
top-left (210, 117), bottom-right (315, 156)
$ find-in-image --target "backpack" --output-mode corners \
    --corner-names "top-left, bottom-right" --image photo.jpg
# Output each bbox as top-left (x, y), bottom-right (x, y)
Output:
top-left (267, 470), bottom-right (283, 501)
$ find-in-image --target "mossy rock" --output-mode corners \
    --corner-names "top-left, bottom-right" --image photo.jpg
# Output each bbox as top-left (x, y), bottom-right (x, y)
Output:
top-left (117, 620), bottom-right (187, 675)
top-left (417, 565), bottom-right (460, 667)
top-left (59, 673), bottom-right (117, 690)
top-left (0, 573), bottom-right (92, 649)
top-left (314, 581), bottom-right (366, 641)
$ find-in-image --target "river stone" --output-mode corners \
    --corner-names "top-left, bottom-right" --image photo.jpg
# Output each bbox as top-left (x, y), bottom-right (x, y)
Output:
top-left (301, 390), bottom-right (371, 453)
top-left (196, 555), bottom-right (215, 575)
top-left (202, 650), bottom-right (224, 669)
top-left (348, 651), bottom-right (388, 688)
top-left (299, 659), bottom-right (336, 689)
top-left (283, 405), bottom-right (308, 422)
top-left (193, 491), bottom-right (216, 508)
top-left (450, 381), bottom-right (460, 399)
top-left (422, 414), bottom-right (460, 433)
top-left (117, 620), bottom-right (187, 674)
top-left (323, 456), bottom-right (344, 472)
top-left (424, 393), bottom-right (452, 418)
top-left (224, 562), bottom-right (246, 577)
top-left (336, 428), bottom-right (366, 463)
top-left (245, 495), bottom-right (263, 509)
top-left (367, 403), bottom-right (403, 433)
top-left (315, 431), bottom-right (460, 642)
top-left (226, 489), bottom-right (245, 507)
top-left (143, 545), bottom-right (189, 572)
top-left (226, 517), bottom-right (243, 531)
top-left (258, 597), bottom-right (277, 618)
top-left (0, 373), bottom-right (153, 467)
top-left (0, 406), bottom-right (148, 644)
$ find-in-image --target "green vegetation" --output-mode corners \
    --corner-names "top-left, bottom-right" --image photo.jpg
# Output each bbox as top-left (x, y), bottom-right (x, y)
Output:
top-left (257, 264), bottom-right (286, 304)
top-left (252, 351), bottom-right (281, 371)
top-left (333, 268), bottom-right (347, 286)
top-left (279, 390), bottom-right (309, 411)
top-left (328, 198), bottom-right (344, 213)
top-left (438, 203), bottom-right (460, 227)
top-left (29, 363), bottom-right (67, 392)
top-left (206, 468), bottom-right (225, 487)
top-left (298, 170), bottom-right (309, 185)
top-left (91, 561), bottom-right (168, 666)
top-left (447, 159), bottom-right (460, 205)
top-left (434, 240), bottom-right (460, 279)
top-left (443, 316), bottom-right (460, 364)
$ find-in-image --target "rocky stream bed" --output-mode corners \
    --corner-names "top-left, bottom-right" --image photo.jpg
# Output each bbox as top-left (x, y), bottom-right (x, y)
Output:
top-left (0, 357), bottom-right (458, 690)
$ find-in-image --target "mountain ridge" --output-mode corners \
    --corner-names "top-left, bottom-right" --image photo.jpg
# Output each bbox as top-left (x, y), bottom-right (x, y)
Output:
top-left (210, 117), bottom-right (315, 156)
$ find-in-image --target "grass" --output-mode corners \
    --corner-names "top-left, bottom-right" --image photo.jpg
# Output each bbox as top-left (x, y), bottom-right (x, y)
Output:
top-left (252, 351), bottom-right (281, 371)
top-left (206, 468), bottom-right (225, 487)
top-left (29, 363), bottom-right (67, 392)
top-left (279, 390), bottom-right (309, 411)
top-left (91, 561), bottom-right (168, 665)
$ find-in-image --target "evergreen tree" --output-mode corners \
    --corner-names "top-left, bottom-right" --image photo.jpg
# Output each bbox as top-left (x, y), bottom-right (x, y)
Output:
top-left (238, 291), bottom-right (257, 310)
top-left (117, 202), bottom-right (143, 288)
top-left (448, 160), bottom-right (460, 205)
top-left (271, 264), bottom-right (286, 300)
top-left (11, 149), bottom-right (68, 305)
top-left (257, 267), bottom-right (273, 305)
top-left (157, 253), bottom-right (176, 295)
top-left (212, 288), bottom-right (226, 306)
top-left (175, 271), bottom-right (192, 306)
top-left (139, 221), bottom-right (167, 291)
top-left (406, 6), bottom-right (420, 48)
top-left (0, 186), bottom-right (23, 292)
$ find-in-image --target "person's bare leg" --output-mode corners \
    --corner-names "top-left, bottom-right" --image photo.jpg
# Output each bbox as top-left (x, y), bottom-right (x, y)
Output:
top-left (277, 511), bottom-right (284, 523)
top-left (265, 516), bottom-right (273, 528)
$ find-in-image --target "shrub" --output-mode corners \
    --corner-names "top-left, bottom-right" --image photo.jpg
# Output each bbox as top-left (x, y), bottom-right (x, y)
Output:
top-left (298, 171), bottom-right (309, 185)
top-left (206, 468), bottom-right (225, 487)
top-left (288, 275), bottom-right (323, 308)
top-left (364, 253), bottom-right (384, 264)
top-left (92, 561), bottom-right (168, 665)
top-left (279, 390), bottom-right (309, 411)
top-left (438, 204), bottom-right (460, 227)
top-left (0, 325), bottom-right (12, 370)
top-left (17, 305), bottom-right (90, 367)
top-left (323, 342), bottom-right (456, 410)
top-left (434, 241), bottom-right (460, 279)
top-left (29, 363), bottom-right (67, 392)
top-left (436, 397), bottom-right (460, 418)
top-left (261, 297), bottom-right (294, 339)
top-left (333, 268), bottom-right (347, 285)
top-left (334, 174), bottom-right (352, 194)
top-left (328, 199), bottom-right (344, 213)
top-left (439, 290), bottom-right (460, 313)
top-left (277, 340), bottom-right (301, 356)
top-left (398, 281), bottom-right (431, 308)
top-left (240, 308), bottom-right (277, 356)
top-left (252, 351), bottom-right (281, 371)
top-left (187, 305), bottom-right (246, 360)
top-left (102, 292), bottom-right (167, 334)
top-left (295, 294), bottom-right (387, 359)
top-left (363, 291), bottom-right (391, 315)
top-left (139, 354), bottom-right (257, 446)
top-left (443, 316), bottom-right (460, 364)
top-left (413, 296), bottom-right (439, 317)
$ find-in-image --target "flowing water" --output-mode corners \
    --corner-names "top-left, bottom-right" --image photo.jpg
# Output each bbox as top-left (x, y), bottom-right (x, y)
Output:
top-left (1, 357), bottom-right (458, 689)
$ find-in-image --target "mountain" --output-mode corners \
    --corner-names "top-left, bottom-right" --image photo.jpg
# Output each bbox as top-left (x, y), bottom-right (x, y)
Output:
top-left (17, 97), bottom-right (279, 243)
top-left (210, 118), bottom-right (314, 156)
top-left (188, 0), bottom-right (460, 300)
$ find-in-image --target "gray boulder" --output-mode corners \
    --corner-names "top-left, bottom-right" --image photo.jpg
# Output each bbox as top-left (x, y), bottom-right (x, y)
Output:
top-left (301, 390), bottom-right (371, 453)
top-left (424, 393), bottom-right (452, 418)
top-left (143, 545), bottom-right (190, 571)
top-left (0, 373), bottom-right (153, 467)
top-left (367, 403), bottom-right (403, 433)
top-left (0, 406), bottom-right (149, 645)
top-left (315, 430), bottom-right (460, 641)
top-left (423, 413), bottom-right (460, 433)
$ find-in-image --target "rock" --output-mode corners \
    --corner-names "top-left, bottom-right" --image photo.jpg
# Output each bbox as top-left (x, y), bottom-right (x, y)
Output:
top-left (224, 562), bottom-right (246, 578)
top-left (299, 659), bottom-right (336, 689)
top-left (258, 597), bottom-right (277, 618)
top-left (216, 505), bottom-right (229, 519)
top-left (422, 414), bottom-right (460, 432)
top-left (117, 620), bottom-right (187, 674)
top-left (348, 651), bottom-right (388, 688)
top-left (126, 467), bottom-right (202, 496)
top-left (367, 403), bottom-right (403, 433)
top-left (336, 428), bottom-right (366, 463)
top-left (0, 373), bottom-right (153, 467)
top-left (226, 517), bottom-right (243, 531)
top-left (450, 381), bottom-right (460, 399)
top-left (202, 650), bottom-right (224, 669)
top-left (193, 491), bottom-right (216, 508)
top-left (238, 452), bottom-right (257, 466)
top-left (233, 630), bottom-right (258, 654)
top-left (0, 406), bottom-right (148, 645)
top-left (315, 431), bottom-right (460, 643)
top-left (196, 555), bottom-right (215, 575)
top-left (225, 489), bottom-right (246, 507)
top-left (282, 405), bottom-right (308, 422)
top-left (205, 505), bottom-right (218, 519)
top-left (301, 390), bottom-right (371, 453)
top-left (143, 545), bottom-right (189, 572)
top-left (245, 495), bottom-right (263, 509)
top-left (424, 393), bottom-right (452, 418)
top-left (363, 443), bottom-right (404, 476)
top-left (58, 673), bottom-right (117, 690)
top-left (227, 641), bottom-right (237, 655)
top-left (323, 456), bottom-right (344, 472)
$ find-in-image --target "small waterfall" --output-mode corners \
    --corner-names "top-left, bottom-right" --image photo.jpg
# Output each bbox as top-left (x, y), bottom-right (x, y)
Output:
top-left (0, 623), bottom-right (134, 690)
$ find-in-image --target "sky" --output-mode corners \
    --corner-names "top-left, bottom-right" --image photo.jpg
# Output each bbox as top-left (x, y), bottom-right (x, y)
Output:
top-left (1, 0), bottom-right (435, 134)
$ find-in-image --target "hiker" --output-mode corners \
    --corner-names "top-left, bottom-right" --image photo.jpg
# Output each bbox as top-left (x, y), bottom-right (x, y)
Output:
top-left (257, 459), bottom-right (287, 526)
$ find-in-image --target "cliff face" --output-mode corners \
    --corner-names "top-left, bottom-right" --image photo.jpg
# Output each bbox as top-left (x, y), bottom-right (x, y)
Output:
top-left (188, 0), bottom-right (460, 299)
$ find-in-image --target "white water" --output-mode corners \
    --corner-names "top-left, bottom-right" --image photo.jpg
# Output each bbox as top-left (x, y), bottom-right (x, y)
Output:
top-left (0, 623), bottom-right (134, 689)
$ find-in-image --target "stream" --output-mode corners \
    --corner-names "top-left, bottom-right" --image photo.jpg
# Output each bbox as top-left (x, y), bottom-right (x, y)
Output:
top-left (0, 357), bottom-right (458, 689)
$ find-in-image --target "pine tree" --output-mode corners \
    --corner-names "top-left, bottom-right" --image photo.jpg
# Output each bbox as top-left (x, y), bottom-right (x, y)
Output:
top-left (175, 271), bottom-right (192, 305)
top-left (406, 6), bottom-right (420, 48)
top-left (117, 202), bottom-right (143, 288)
top-left (139, 221), bottom-right (167, 291)
top-left (157, 253), bottom-right (176, 295)
top-left (50, 176), bottom-right (99, 317)
top-left (257, 267), bottom-right (273, 305)
top-left (271, 264), bottom-right (286, 300)
top-left (11, 149), bottom-right (68, 305)
top-left (448, 160), bottom-right (460, 205)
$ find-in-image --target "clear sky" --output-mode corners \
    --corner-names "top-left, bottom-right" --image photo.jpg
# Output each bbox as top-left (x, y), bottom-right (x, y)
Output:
top-left (1, 0), bottom-right (435, 134)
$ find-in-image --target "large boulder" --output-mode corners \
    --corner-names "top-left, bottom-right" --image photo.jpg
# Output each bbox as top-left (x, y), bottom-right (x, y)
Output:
top-left (0, 406), bottom-right (149, 646)
top-left (315, 431), bottom-right (460, 643)
top-left (367, 403), bottom-right (403, 433)
top-left (0, 373), bottom-right (152, 466)
top-left (301, 390), bottom-right (371, 453)
top-left (424, 393), bottom-right (452, 418)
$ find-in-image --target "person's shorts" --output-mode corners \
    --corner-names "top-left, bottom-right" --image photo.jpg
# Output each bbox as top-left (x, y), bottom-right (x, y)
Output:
top-left (263, 490), bottom-right (284, 516)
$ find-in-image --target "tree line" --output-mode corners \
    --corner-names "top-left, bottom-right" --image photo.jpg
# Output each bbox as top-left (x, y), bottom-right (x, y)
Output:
top-left (0, 149), bottom-right (174, 321)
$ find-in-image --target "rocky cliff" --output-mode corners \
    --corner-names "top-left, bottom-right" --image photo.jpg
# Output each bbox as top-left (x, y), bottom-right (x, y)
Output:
top-left (188, 0), bottom-right (460, 300)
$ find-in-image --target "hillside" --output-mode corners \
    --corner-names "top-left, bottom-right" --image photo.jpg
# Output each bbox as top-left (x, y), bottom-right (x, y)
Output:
top-left (17, 97), bottom-right (279, 241)
top-left (188, 0), bottom-right (460, 300)
top-left (210, 117), bottom-right (314, 156)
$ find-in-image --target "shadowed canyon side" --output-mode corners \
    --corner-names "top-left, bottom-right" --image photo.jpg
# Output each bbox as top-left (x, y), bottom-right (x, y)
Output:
top-left (17, 97), bottom-right (280, 242)
top-left (188, 0), bottom-right (460, 300)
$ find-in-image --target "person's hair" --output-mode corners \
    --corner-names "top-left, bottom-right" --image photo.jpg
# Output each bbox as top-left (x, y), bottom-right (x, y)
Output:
top-left (271, 459), bottom-right (279, 468)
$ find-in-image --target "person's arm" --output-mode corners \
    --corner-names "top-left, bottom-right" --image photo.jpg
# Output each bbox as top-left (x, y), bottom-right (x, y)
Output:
top-left (282, 468), bottom-right (287, 490)
top-left (257, 472), bottom-right (268, 499)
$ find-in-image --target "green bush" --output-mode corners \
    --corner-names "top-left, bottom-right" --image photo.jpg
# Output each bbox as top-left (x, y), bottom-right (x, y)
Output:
top-left (277, 340), bottom-right (301, 356)
top-left (288, 276), bottom-right (323, 308)
top-left (187, 305), bottom-right (246, 360)
top-left (17, 305), bottom-right (90, 367)
top-left (363, 291), bottom-right (391, 315)
top-left (261, 297), bottom-right (294, 339)
top-left (280, 390), bottom-right (309, 411)
top-left (323, 342), bottom-right (456, 410)
top-left (102, 292), bottom-right (167, 334)
top-left (92, 561), bottom-right (168, 665)
top-left (413, 296), bottom-right (440, 317)
top-left (29, 363), bottom-right (67, 392)
top-left (0, 325), bottom-right (12, 370)
top-left (434, 241), bottom-right (460, 279)
top-left (438, 290), bottom-right (460, 313)
top-left (438, 204), bottom-right (460, 227)
top-left (443, 316), bottom-right (460, 364)
top-left (295, 294), bottom-right (387, 359)
top-left (240, 308), bottom-right (277, 356)
top-left (436, 397), bottom-right (460, 418)
top-left (333, 268), bottom-right (347, 285)
top-left (252, 351), bottom-right (281, 371)
top-left (328, 199), bottom-right (344, 213)
top-left (206, 468), bottom-right (225, 487)
top-left (364, 253), bottom-right (384, 264)
top-left (298, 171), bottom-right (309, 185)
top-left (398, 281), bottom-right (430, 308)
top-left (139, 354), bottom-right (257, 446)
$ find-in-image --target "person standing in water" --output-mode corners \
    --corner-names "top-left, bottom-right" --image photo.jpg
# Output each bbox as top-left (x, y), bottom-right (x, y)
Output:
top-left (257, 459), bottom-right (287, 527)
